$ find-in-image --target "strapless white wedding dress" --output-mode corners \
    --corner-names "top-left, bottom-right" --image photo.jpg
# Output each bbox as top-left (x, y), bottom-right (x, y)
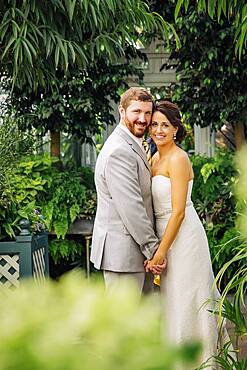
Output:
top-left (152, 175), bottom-right (230, 367)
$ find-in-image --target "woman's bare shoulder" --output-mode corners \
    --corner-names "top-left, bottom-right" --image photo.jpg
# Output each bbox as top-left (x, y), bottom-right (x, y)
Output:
top-left (169, 147), bottom-right (190, 163)
top-left (169, 148), bottom-right (194, 179)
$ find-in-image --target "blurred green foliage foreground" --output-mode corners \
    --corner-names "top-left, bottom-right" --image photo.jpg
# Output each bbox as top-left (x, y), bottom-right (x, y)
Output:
top-left (0, 273), bottom-right (200, 370)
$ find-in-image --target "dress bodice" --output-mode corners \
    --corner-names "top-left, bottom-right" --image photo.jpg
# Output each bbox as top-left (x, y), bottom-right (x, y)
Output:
top-left (152, 175), bottom-right (193, 217)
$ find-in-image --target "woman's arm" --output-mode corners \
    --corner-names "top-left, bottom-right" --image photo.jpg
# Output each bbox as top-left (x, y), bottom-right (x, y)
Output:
top-left (147, 152), bottom-right (191, 268)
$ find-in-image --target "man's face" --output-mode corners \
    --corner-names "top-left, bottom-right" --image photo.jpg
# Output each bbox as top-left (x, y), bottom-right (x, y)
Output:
top-left (119, 100), bottom-right (153, 138)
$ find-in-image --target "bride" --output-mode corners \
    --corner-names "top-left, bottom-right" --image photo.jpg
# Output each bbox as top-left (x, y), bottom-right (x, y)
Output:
top-left (145, 100), bottom-right (231, 368)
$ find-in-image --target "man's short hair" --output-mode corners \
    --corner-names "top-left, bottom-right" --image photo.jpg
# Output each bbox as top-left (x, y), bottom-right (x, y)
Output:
top-left (120, 87), bottom-right (154, 110)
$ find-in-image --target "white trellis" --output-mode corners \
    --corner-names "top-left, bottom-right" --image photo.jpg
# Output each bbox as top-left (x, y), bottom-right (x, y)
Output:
top-left (0, 254), bottom-right (20, 288)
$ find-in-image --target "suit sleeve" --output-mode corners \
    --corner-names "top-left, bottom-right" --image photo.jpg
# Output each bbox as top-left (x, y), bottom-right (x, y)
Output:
top-left (105, 147), bottom-right (159, 259)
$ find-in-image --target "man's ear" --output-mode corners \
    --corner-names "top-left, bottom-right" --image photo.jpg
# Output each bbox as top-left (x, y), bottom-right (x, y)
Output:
top-left (118, 105), bottom-right (125, 120)
top-left (118, 105), bottom-right (124, 115)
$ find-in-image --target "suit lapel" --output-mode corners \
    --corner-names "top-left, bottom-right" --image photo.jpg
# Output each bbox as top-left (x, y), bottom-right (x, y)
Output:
top-left (115, 126), bottom-right (151, 172)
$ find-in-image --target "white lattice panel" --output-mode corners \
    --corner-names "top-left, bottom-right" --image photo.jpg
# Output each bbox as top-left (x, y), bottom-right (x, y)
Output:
top-left (0, 254), bottom-right (20, 288)
top-left (33, 248), bottom-right (46, 283)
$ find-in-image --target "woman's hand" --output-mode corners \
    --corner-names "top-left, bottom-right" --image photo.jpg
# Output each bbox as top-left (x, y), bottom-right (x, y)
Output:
top-left (145, 251), bottom-right (167, 274)
top-left (151, 251), bottom-right (166, 266)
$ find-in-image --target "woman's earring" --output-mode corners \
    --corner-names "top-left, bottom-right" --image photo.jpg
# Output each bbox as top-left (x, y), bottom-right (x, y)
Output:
top-left (173, 133), bottom-right (177, 141)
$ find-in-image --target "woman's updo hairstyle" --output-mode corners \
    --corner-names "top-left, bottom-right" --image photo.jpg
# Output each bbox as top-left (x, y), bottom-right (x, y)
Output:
top-left (154, 100), bottom-right (186, 143)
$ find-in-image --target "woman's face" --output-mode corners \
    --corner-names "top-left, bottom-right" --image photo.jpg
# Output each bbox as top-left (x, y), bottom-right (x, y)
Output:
top-left (150, 111), bottom-right (177, 146)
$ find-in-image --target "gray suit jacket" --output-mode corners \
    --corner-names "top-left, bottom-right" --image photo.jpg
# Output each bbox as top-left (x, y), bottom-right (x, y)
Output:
top-left (90, 125), bottom-right (159, 272)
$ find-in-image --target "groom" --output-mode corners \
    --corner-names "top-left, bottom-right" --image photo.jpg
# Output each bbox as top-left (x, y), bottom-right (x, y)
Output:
top-left (90, 87), bottom-right (163, 293)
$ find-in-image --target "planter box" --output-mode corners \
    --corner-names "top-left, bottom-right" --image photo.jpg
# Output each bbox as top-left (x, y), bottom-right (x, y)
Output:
top-left (0, 221), bottom-right (49, 288)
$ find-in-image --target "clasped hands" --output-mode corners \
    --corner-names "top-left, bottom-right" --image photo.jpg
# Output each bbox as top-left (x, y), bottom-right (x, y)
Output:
top-left (144, 251), bottom-right (167, 275)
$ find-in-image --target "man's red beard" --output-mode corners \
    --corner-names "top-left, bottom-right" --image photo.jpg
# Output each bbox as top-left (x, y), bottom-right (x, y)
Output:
top-left (124, 117), bottom-right (148, 138)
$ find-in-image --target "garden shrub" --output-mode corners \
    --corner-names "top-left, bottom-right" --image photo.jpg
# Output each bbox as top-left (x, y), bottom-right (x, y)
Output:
top-left (0, 152), bottom-right (97, 257)
top-left (49, 238), bottom-right (83, 265)
top-left (0, 273), bottom-right (200, 370)
top-left (191, 149), bottom-right (239, 281)
top-left (205, 147), bottom-right (247, 368)
top-left (0, 120), bottom-right (34, 238)
top-left (0, 154), bottom-right (86, 239)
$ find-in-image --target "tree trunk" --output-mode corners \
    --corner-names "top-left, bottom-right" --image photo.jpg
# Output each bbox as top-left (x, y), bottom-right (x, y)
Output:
top-left (50, 130), bottom-right (61, 158)
top-left (234, 122), bottom-right (245, 150)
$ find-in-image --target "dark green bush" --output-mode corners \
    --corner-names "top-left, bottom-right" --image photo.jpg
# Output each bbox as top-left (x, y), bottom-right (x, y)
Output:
top-left (49, 238), bottom-right (83, 265)
top-left (191, 149), bottom-right (239, 280)
top-left (0, 154), bottom-right (96, 239)
top-left (0, 150), bottom-right (97, 266)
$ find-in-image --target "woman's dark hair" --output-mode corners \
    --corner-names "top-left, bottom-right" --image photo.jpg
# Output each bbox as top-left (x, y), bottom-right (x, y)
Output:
top-left (154, 100), bottom-right (186, 143)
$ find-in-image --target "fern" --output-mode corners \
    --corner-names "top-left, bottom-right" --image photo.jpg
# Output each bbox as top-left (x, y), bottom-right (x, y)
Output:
top-left (49, 238), bottom-right (82, 264)
top-left (54, 219), bottom-right (69, 240)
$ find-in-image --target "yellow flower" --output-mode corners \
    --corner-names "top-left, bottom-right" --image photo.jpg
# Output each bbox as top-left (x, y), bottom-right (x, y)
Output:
top-left (153, 275), bottom-right (160, 286)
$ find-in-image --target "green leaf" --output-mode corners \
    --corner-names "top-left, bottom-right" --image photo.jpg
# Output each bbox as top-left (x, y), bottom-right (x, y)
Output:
top-left (53, 219), bottom-right (68, 239)
top-left (198, 0), bottom-right (206, 13)
top-left (1, 35), bottom-right (17, 60)
top-left (11, 20), bottom-right (20, 38)
top-left (22, 39), bottom-right (33, 66)
top-left (89, 3), bottom-right (98, 28)
top-left (66, 0), bottom-right (77, 22)
top-left (207, 0), bottom-right (216, 18)
top-left (69, 203), bottom-right (80, 223)
top-left (13, 38), bottom-right (22, 69)
top-left (68, 41), bottom-right (76, 63)
top-left (17, 209), bottom-right (29, 218)
top-left (25, 38), bottom-right (37, 57)
top-left (3, 222), bottom-right (15, 238)
top-left (235, 18), bottom-right (247, 59)
top-left (55, 43), bottom-right (60, 68)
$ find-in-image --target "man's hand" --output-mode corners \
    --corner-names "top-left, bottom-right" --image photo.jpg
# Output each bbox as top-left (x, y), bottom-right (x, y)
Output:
top-left (144, 257), bottom-right (167, 275)
top-left (150, 258), bottom-right (167, 274)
